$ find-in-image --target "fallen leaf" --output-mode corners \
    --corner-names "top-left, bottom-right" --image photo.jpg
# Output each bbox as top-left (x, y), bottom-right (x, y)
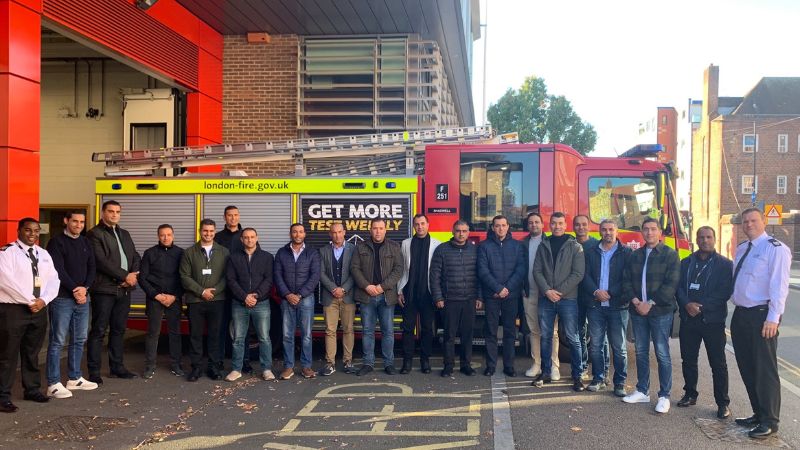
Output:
top-left (571, 426), bottom-right (582, 432)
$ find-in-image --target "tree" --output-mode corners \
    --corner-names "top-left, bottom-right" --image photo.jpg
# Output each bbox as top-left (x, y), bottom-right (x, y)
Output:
top-left (487, 76), bottom-right (597, 154)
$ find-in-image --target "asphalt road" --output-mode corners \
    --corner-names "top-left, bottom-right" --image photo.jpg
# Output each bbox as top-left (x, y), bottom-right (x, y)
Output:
top-left (1, 334), bottom-right (799, 450)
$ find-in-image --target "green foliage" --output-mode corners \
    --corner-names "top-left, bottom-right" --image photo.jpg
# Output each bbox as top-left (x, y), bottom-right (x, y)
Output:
top-left (487, 76), bottom-right (597, 154)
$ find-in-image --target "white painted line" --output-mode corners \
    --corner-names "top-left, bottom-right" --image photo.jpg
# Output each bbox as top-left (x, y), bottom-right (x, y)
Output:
top-left (390, 439), bottom-right (480, 450)
top-left (725, 343), bottom-right (800, 398)
top-left (490, 372), bottom-right (515, 450)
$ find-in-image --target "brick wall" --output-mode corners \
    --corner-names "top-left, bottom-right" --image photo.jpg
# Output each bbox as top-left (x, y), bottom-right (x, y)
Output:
top-left (222, 34), bottom-right (299, 175)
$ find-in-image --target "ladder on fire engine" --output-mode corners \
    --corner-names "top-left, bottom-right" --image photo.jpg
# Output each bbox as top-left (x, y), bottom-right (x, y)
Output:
top-left (92, 126), bottom-right (518, 176)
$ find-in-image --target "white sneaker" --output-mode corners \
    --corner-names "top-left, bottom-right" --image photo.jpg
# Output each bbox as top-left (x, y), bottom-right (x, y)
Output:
top-left (655, 397), bottom-right (671, 413)
top-left (622, 391), bottom-right (651, 404)
top-left (66, 377), bottom-right (98, 391)
top-left (262, 370), bottom-right (275, 381)
top-left (225, 370), bottom-right (242, 382)
top-left (48, 382), bottom-right (73, 398)
top-left (525, 364), bottom-right (541, 378)
top-left (550, 367), bottom-right (561, 381)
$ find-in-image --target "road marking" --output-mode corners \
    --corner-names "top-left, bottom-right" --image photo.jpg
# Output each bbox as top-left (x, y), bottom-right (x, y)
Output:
top-left (390, 440), bottom-right (480, 449)
top-left (263, 444), bottom-right (319, 450)
top-left (490, 372), bottom-right (515, 450)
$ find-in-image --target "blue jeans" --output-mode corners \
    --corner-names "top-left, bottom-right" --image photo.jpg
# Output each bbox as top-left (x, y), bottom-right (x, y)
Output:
top-left (232, 301), bottom-right (272, 372)
top-left (539, 298), bottom-right (582, 380)
top-left (587, 306), bottom-right (628, 386)
top-left (579, 299), bottom-right (609, 374)
top-left (360, 294), bottom-right (395, 367)
top-left (46, 297), bottom-right (90, 385)
top-left (281, 296), bottom-right (314, 369)
top-left (630, 312), bottom-right (673, 398)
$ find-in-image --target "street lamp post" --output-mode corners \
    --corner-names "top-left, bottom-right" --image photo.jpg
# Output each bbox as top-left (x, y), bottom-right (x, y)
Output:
top-left (751, 103), bottom-right (757, 207)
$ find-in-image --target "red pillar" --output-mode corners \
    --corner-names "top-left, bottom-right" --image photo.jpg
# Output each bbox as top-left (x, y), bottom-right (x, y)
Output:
top-left (0, 0), bottom-right (41, 242)
top-left (186, 45), bottom-right (223, 173)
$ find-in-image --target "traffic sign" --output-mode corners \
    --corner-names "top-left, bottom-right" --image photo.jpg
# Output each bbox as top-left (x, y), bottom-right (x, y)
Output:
top-left (765, 204), bottom-right (783, 225)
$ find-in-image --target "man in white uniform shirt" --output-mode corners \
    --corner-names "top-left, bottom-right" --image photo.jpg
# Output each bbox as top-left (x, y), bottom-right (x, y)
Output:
top-left (730, 207), bottom-right (792, 439)
top-left (0, 218), bottom-right (60, 413)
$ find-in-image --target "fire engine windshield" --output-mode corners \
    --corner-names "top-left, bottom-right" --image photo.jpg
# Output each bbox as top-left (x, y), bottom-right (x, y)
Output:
top-left (459, 152), bottom-right (539, 231)
top-left (587, 176), bottom-right (661, 231)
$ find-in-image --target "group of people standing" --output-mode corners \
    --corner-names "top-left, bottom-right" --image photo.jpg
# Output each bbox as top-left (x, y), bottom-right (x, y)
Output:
top-left (0, 203), bottom-right (791, 440)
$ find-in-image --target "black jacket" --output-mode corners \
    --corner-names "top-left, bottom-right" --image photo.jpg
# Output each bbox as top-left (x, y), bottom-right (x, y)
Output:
top-left (274, 243), bottom-right (320, 299)
top-left (215, 224), bottom-right (243, 254)
top-left (676, 251), bottom-right (733, 324)
top-left (87, 222), bottom-right (141, 295)
top-left (429, 239), bottom-right (480, 303)
top-left (622, 242), bottom-right (680, 317)
top-left (580, 240), bottom-right (632, 309)
top-left (532, 234), bottom-right (585, 300)
top-left (46, 232), bottom-right (96, 299)
top-left (226, 248), bottom-right (274, 304)
top-left (139, 243), bottom-right (184, 300)
top-left (476, 234), bottom-right (527, 300)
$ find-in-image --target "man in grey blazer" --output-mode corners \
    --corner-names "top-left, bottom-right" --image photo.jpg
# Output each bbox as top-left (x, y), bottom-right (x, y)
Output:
top-left (319, 223), bottom-right (356, 376)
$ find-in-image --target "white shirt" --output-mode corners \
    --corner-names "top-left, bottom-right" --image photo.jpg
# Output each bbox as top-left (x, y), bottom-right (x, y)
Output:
top-left (527, 235), bottom-right (542, 297)
top-left (0, 240), bottom-right (60, 305)
top-left (292, 243), bottom-right (306, 262)
top-left (731, 232), bottom-right (792, 323)
top-left (641, 247), bottom-right (653, 303)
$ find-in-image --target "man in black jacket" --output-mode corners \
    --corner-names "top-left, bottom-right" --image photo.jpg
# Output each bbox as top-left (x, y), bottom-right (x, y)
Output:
top-left (139, 224), bottom-right (184, 379)
top-left (477, 215), bottom-right (527, 377)
top-left (430, 220), bottom-right (482, 377)
top-left (86, 200), bottom-right (141, 383)
top-left (214, 205), bottom-right (247, 371)
top-left (580, 219), bottom-right (632, 396)
top-left (225, 228), bottom-right (275, 382)
top-left (676, 226), bottom-right (733, 419)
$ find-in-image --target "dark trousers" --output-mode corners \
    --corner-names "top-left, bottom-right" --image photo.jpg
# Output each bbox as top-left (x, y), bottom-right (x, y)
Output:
top-left (443, 300), bottom-right (475, 368)
top-left (678, 316), bottom-right (729, 406)
top-left (401, 296), bottom-right (435, 362)
top-left (144, 297), bottom-right (183, 369)
top-left (87, 292), bottom-right (131, 375)
top-left (0, 304), bottom-right (48, 401)
top-left (484, 296), bottom-right (518, 370)
top-left (188, 301), bottom-right (224, 371)
top-left (731, 306), bottom-right (780, 428)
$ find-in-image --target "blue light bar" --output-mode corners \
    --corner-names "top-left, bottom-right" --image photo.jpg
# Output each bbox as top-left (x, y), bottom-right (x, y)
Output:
top-left (620, 144), bottom-right (664, 158)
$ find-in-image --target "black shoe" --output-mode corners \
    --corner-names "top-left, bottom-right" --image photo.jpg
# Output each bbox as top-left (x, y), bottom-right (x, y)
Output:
top-left (586, 380), bottom-right (605, 392)
top-left (400, 360), bottom-right (412, 375)
top-left (342, 362), bottom-right (355, 374)
top-left (356, 365), bottom-right (373, 376)
top-left (572, 380), bottom-right (585, 392)
top-left (613, 384), bottom-right (627, 397)
top-left (460, 366), bottom-right (476, 376)
top-left (735, 415), bottom-right (759, 427)
top-left (187, 368), bottom-right (201, 382)
top-left (207, 369), bottom-right (222, 380)
top-left (483, 367), bottom-right (495, 376)
top-left (677, 394), bottom-right (697, 407)
top-left (421, 360), bottom-right (431, 374)
top-left (384, 366), bottom-right (397, 375)
top-left (0, 400), bottom-right (18, 413)
top-left (320, 364), bottom-right (336, 376)
top-left (110, 369), bottom-right (138, 379)
top-left (503, 368), bottom-right (516, 377)
top-left (23, 391), bottom-right (49, 403)
top-left (748, 424), bottom-right (777, 439)
top-left (441, 366), bottom-right (453, 377)
top-left (717, 406), bottom-right (731, 419)
top-left (170, 366), bottom-right (185, 377)
top-left (143, 367), bottom-right (156, 379)
top-left (87, 374), bottom-right (103, 385)
top-left (532, 373), bottom-right (551, 387)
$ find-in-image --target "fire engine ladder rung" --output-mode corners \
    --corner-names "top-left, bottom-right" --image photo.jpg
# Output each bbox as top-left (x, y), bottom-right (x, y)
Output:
top-left (93, 126), bottom-right (502, 174)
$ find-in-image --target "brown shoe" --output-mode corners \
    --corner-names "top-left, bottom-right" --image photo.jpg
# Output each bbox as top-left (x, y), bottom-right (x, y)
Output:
top-left (301, 367), bottom-right (317, 379)
top-left (279, 368), bottom-right (294, 380)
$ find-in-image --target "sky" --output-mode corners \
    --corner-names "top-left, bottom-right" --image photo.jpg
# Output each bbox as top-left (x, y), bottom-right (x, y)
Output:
top-left (470, 0), bottom-right (800, 156)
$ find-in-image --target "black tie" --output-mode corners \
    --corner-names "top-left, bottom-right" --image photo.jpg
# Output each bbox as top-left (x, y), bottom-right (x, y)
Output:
top-left (732, 241), bottom-right (752, 285)
top-left (28, 248), bottom-right (40, 298)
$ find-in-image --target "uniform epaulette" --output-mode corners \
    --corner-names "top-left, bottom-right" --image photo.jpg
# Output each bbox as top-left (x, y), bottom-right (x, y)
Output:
top-left (0, 244), bottom-right (10, 251)
top-left (768, 238), bottom-right (782, 247)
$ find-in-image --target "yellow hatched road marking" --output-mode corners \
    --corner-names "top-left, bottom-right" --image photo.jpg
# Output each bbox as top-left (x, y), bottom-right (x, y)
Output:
top-left (274, 419), bottom-right (480, 438)
top-left (390, 439), bottom-right (480, 450)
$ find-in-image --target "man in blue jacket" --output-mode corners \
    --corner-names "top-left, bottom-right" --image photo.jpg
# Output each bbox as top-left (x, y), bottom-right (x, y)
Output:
top-left (676, 226), bottom-right (733, 419)
top-left (274, 223), bottom-right (320, 380)
top-left (477, 215), bottom-right (527, 377)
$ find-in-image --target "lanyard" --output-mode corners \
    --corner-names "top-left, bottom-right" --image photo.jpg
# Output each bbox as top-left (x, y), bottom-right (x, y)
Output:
top-left (692, 256), bottom-right (713, 284)
top-left (16, 243), bottom-right (39, 272)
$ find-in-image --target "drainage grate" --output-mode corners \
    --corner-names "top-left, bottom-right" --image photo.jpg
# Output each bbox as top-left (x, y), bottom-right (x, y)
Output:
top-left (693, 418), bottom-right (792, 448)
top-left (23, 416), bottom-right (130, 442)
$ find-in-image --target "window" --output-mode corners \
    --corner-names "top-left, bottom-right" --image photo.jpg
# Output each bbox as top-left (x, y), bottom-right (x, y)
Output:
top-left (130, 123), bottom-right (166, 150)
top-left (459, 152), bottom-right (539, 231)
top-left (777, 176), bottom-right (787, 194)
top-left (742, 175), bottom-right (758, 194)
top-left (778, 134), bottom-right (788, 153)
top-left (797, 176), bottom-right (800, 194)
top-left (743, 134), bottom-right (758, 153)
top-left (587, 177), bottom-right (660, 231)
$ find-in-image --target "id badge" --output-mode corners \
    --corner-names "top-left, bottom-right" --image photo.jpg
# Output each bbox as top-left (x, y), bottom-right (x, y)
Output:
top-left (33, 276), bottom-right (42, 288)
top-left (202, 269), bottom-right (212, 276)
top-left (689, 283), bottom-right (700, 290)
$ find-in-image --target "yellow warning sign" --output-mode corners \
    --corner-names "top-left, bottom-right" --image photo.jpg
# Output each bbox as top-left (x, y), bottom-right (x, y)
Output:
top-left (765, 204), bottom-right (783, 225)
